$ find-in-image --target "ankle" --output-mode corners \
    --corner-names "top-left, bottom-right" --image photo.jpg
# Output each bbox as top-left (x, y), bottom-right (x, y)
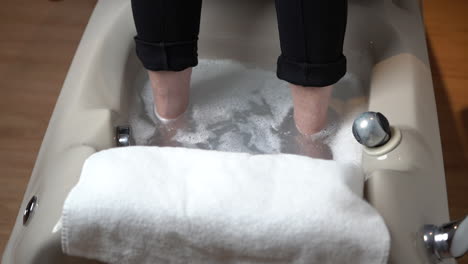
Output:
top-left (148, 68), bottom-right (192, 120)
top-left (290, 84), bottom-right (333, 135)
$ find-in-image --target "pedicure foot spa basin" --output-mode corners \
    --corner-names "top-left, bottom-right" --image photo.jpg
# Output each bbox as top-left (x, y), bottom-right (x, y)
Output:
top-left (2, 0), bottom-right (467, 263)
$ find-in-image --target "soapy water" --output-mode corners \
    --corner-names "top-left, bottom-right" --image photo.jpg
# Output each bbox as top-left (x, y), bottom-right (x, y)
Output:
top-left (128, 59), bottom-right (367, 164)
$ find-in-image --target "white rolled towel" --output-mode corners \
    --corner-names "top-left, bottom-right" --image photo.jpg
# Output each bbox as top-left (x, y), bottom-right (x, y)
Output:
top-left (62, 146), bottom-right (389, 264)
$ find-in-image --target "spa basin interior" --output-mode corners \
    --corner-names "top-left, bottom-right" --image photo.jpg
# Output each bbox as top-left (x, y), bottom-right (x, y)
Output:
top-left (2, 0), bottom-right (463, 263)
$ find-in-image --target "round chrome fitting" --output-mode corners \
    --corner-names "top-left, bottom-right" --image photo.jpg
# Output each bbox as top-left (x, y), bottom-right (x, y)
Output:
top-left (23, 196), bottom-right (38, 226)
top-left (116, 126), bottom-right (131, 147)
top-left (352, 112), bottom-right (391, 148)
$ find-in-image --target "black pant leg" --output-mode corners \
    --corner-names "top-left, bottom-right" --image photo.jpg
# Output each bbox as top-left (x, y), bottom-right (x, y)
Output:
top-left (275, 0), bottom-right (347, 87)
top-left (131, 0), bottom-right (203, 71)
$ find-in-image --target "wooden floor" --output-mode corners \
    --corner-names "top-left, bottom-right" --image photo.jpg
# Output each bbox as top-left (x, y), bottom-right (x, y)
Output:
top-left (0, 0), bottom-right (467, 263)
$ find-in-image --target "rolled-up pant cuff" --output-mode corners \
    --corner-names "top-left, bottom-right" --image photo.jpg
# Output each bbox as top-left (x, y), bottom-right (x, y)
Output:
top-left (134, 37), bottom-right (198, 72)
top-left (277, 54), bottom-right (347, 87)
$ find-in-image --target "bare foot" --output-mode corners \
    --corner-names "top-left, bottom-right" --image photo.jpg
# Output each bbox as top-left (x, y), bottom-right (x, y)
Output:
top-left (148, 68), bottom-right (192, 120)
top-left (290, 84), bottom-right (333, 135)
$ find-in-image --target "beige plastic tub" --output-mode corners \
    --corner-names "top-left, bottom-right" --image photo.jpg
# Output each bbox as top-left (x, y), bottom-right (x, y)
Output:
top-left (2, 0), bottom-right (454, 263)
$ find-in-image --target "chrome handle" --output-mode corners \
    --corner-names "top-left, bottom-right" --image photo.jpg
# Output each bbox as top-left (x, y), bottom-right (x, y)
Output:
top-left (423, 216), bottom-right (468, 261)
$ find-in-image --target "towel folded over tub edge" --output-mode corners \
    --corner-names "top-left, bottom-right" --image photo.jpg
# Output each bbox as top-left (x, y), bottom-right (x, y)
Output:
top-left (61, 146), bottom-right (390, 264)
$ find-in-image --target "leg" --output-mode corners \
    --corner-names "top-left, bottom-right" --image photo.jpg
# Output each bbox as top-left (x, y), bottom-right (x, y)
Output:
top-left (290, 84), bottom-right (333, 135)
top-left (148, 68), bottom-right (192, 120)
top-left (275, 0), bottom-right (347, 135)
top-left (131, 0), bottom-right (203, 119)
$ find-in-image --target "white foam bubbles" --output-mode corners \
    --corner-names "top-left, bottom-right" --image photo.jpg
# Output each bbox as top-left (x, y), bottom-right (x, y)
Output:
top-left (128, 59), bottom-right (367, 163)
